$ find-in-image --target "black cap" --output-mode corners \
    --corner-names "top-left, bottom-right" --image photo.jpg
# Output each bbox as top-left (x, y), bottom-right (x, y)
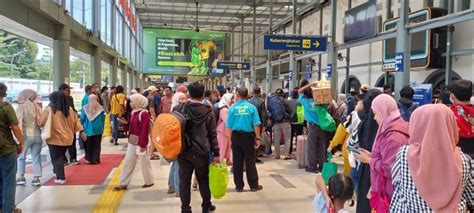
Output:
top-left (275, 88), bottom-right (284, 95)
top-left (58, 83), bottom-right (72, 91)
top-left (253, 87), bottom-right (261, 94)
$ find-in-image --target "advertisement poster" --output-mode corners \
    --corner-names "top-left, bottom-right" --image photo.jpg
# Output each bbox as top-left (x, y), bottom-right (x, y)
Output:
top-left (144, 28), bottom-right (226, 76)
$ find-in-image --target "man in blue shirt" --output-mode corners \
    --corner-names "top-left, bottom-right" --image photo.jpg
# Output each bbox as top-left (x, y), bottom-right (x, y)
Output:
top-left (226, 87), bottom-right (263, 192)
top-left (298, 80), bottom-right (329, 173)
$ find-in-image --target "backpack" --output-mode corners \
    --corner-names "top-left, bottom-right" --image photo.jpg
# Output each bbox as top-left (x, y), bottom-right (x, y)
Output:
top-left (398, 101), bottom-right (417, 122)
top-left (249, 97), bottom-right (267, 124)
top-left (266, 95), bottom-right (287, 122)
top-left (214, 106), bottom-right (228, 124)
top-left (0, 103), bottom-right (10, 150)
top-left (152, 104), bottom-right (187, 161)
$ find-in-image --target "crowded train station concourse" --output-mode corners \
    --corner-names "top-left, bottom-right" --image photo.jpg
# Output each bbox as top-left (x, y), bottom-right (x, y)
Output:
top-left (0, 0), bottom-right (473, 212)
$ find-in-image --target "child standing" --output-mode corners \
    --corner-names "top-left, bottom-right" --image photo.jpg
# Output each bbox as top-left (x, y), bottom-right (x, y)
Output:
top-left (314, 173), bottom-right (354, 213)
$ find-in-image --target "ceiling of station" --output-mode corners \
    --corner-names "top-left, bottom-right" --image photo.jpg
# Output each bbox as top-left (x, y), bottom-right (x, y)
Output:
top-left (136, 0), bottom-right (317, 32)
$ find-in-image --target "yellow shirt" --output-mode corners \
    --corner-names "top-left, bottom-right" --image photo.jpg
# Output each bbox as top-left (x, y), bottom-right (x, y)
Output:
top-left (110, 94), bottom-right (126, 115)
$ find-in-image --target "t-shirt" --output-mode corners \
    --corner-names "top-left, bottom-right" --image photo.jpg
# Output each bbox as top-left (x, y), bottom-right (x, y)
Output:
top-left (161, 96), bottom-right (172, 114)
top-left (298, 94), bottom-right (319, 125)
top-left (226, 100), bottom-right (261, 132)
top-left (110, 93), bottom-right (126, 115)
top-left (0, 102), bottom-right (19, 155)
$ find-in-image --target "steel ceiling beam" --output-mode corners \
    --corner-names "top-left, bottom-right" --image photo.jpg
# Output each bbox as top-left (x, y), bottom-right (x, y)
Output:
top-left (140, 0), bottom-right (307, 7)
top-left (136, 8), bottom-right (287, 19)
top-left (142, 18), bottom-right (269, 27)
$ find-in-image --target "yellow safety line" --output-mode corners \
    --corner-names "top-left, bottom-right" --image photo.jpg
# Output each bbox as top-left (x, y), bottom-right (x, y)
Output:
top-left (92, 162), bottom-right (126, 213)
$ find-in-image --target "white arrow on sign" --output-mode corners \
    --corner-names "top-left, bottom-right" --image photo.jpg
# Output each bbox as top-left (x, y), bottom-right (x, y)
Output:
top-left (395, 66), bottom-right (399, 72)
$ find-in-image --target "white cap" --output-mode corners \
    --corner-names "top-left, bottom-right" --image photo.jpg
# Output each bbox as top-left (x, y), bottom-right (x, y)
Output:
top-left (131, 89), bottom-right (138, 94)
top-left (147, 86), bottom-right (158, 92)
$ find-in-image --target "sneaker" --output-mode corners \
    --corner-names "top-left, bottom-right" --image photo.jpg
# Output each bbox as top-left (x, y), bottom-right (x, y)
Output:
top-left (203, 205), bottom-right (216, 213)
top-left (113, 185), bottom-right (128, 191)
top-left (192, 183), bottom-right (198, 191)
top-left (32, 178), bottom-right (41, 186)
top-left (235, 188), bottom-right (244, 193)
top-left (250, 185), bottom-right (263, 192)
top-left (142, 183), bottom-right (154, 188)
top-left (54, 179), bottom-right (66, 185)
top-left (305, 167), bottom-right (319, 173)
top-left (70, 160), bottom-right (79, 165)
top-left (16, 177), bottom-right (26, 185)
top-left (167, 188), bottom-right (176, 194)
top-left (175, 192), bottom-right (180, 197)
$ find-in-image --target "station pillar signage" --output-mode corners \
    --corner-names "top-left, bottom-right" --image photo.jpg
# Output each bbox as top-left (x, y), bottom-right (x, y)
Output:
top-left (216, 62), bottom-right (251, 70)
top-left (305, 64), bottom-right (312, 79)
top-left (263, 34), bottom-right (327, 52)
top-left (395, 53), bottom-right (404, 72)
top-left (327, 64), bottom-right (333, 80)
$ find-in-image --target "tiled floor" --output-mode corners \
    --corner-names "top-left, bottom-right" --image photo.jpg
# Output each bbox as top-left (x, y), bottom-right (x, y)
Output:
top-left (16, 137), bottom-right (354, 213)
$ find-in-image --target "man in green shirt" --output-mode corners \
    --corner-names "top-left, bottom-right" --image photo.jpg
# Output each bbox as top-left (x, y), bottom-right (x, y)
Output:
top-left (0, 83), bottom-right (25, 213)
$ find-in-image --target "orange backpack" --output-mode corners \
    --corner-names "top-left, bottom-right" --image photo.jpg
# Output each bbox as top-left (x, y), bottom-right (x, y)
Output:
top-left (151, 105), bottom-right (187, 161)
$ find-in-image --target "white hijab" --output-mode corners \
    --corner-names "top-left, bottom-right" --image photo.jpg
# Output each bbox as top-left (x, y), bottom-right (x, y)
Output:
top-left (83, 94), bottom-right (104, 121)
top-left (219, 93), bottom-right (234, 108)
top-left (129, 93), bottom-right (148, 112)
top-left (172, 92), bottom-right (187, 109)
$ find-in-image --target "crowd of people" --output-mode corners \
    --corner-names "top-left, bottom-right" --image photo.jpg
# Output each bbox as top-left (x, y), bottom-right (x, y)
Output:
top-left (1, 77), bottom-right (473, 213)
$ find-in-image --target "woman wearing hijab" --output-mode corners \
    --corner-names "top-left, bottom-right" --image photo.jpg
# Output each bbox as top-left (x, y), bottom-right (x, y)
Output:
top-left (167, 92), bottom-right (188, 197)
top-left (355, 94), bottom-right (409, 212)
top-left (390, 104), bottom-right (474, 212)
top-left (80, 94), bottom-right (105, 164)
top-left (217, 93), bottom-right (234, 164)
top-left (352, 89), bottom-right (382, 212)
top-left (114, 94), bottom-right (154, 191)
top-left (16, 89), bottom-right (43, 186)
top-left (336, 94), bottom-right (347, 123)
top-left (38, 92), bottom-right (86, 184)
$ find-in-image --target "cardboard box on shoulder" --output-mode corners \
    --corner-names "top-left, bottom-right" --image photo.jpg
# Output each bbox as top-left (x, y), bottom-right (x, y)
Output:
top-left (311, 80), bottom-right (333, 104)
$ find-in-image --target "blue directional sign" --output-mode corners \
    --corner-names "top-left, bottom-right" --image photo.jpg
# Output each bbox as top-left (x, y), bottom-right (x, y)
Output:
top-left (305, 64), bottom-right (312, 79)
top-left (217, 62), bottom-right (251, 70)
top-left (265, 74), bottom-right (269, 82)
top-left (289, 71), bottom-right (293, 81)
top-left (264, 34), bottom-right (327, 51)
top-left (395, 52), bottom-right (404, 72)
top-left (327, 64), bottom-right (333, 80)
top-left (412, 84), bottom-right (432, 106)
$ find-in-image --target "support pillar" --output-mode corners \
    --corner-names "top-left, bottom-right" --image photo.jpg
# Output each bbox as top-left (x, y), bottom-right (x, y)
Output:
top-left (121, 65), bottom-right (127, 91)
top-left (110, 57), bottom-right (118, 86)
top-left (240, 16), bottom-right (244, 87)
top-left (345, 0), bottom-right (352, 95)
top-left (128, 68), bottom-right (133, 92)
top-left (251, 1), bottom-right (257, 89)
top-left (394, 0), bottom-right (410, 99)
top-left (134, 71), bottom-right (139, 90)
top-left (288, 0), bottom-right (298, 92)
top-left (445, 0), bottom-right (454, 86)
top-left (53, 24), bottom-right (70, 90)
top-left (328, 0), bottom-right (338, 97)
top-left (265, 0), bottom-right (273, 95)
top-left (231, 28), bottom-right (235, 89)
top-left (91, 46), bottom-right (102, 86)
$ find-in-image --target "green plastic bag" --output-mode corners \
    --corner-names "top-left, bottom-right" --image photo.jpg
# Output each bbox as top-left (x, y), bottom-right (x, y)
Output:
top-left (296, 105), bottom-right (305, 124)
top-left (209, 162), bottom-right (229, 199)
top-left (315, 105), bottom-right (336, 132)
top-left (322, 153), bottom-right (337, 184)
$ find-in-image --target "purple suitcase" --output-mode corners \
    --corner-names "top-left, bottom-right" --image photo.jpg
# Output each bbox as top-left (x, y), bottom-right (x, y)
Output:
top-left (296, 135), bottom-right (308, 169)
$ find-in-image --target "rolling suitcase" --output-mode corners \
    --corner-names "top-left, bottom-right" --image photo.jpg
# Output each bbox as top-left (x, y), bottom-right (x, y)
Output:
top-left (296, 135), bottom-right (308, 169)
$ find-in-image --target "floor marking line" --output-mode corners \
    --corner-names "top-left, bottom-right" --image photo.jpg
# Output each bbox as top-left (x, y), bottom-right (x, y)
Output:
top-left (92, 162), bottom-right (125, 213)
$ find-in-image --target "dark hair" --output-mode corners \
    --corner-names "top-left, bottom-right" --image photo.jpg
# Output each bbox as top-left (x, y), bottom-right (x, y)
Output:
top-left (0, 83), bottom-right (7, 98)
top-left (400, 85), bottom-right (415, 99)
top-left (116, 85), bottom-right (124, 94)
top-left (204, 90), bottom-right (212, 98)
top-left (101, 86), bottom-right (108, 93)
top-left (299, 79), bottom-right (312, 99)
top-left (164, 86), bottom-right (172, 91)
top-left (291, 87), bottom-right (299, 99)
top-left (110, 86), bottom-right (116, 90)
top-left (188, 82), bottom-right (205, 99)
top-left (383, 84), bottom-right (392, 91)
top-left (49, 91), bottom-right (70, 117)
top-left (448, 79), bottom-right (473, 102)
top-left (328, 174), bottom-right (354, 202)
top-left (253, 87), bottom-right (261, 95)
top-left (135, 87), bottom-right (141, 93)
top-left (237, 87), bottom-right (249, 99)
top-left (85, 85), bottom-right (92, 93)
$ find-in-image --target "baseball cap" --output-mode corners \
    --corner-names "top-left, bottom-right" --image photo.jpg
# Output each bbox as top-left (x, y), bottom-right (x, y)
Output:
top-left (360, 84), bottom-right (370, 93)
top-left (58, 83), bottom-right (72, 91)
top-left (147, 86), bottom-right (158, 92)
top-left (275, 88), bottom-right (284, 95)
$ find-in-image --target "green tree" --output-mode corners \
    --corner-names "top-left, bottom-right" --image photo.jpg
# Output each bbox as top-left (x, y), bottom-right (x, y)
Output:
top-left (0, 30), bottom-right (39, 79)
top-left (70, 59), bottom-right (91, 85)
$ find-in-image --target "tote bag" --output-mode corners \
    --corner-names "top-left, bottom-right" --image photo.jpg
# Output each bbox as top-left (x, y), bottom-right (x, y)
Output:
top-left (315, 105), bottom-right (337, 132)
top-left (41, 107), bottom-right (52, 141)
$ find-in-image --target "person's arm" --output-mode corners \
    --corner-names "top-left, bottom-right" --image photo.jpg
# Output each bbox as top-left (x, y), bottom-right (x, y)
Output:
top-left (315, 173), bottom-right (332, 209)
top-left (5, 105), bottom-right (24, 153)
top-left (298, 81), bottom-right (317, 94)
top-left (253, 106), bottom-right (262, 148)
top-left (225, 107), bottom-right (234, 139)
top-left (80, 108), bottom-right (86, 125)
top-left (16, 106), bottom-right (24, 132)
top-left (37, 107), bottom-right (50, 127)
top-left (370, 135), bottom-right (407, 178)
top-left (138, 111), bottom-right (151, 150)
top-left (328, 124), bottom-right (348, 152)
top-left (71, 108), bottom-right (87, 141)
top-left (208, 110), bottom-right (220, 160)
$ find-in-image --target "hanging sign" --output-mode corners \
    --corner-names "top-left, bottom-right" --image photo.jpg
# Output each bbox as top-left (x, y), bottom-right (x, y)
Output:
top-left (411, 84), bottom-right (432, 106)
top-left (395, 52), bottom-right (404, 72)
top-left (263, 34), bottom-right (327, 51)
top-left (327, 64), bottom-right (333, 80)
top-left (217, 62), bottom-right (251, 70)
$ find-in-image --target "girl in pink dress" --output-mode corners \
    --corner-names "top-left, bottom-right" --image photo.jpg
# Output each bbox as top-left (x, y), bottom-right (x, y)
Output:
top-left (216, 93), bottom-right (234, 164)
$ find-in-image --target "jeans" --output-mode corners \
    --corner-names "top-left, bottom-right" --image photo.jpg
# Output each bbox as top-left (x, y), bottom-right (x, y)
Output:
top-left (178, 152), bottom-right (212, 213)
top-left (18, 136), bottom-right (43, 177)
top-left (48, 145), bottom-right (68, 180)
top-left (110, 115), bottom-right (119, 140)
top-left (168, 161), bottom-right (180, 193)
top-left (0, 151), bottom-right (18, 213)
top-left (232, 131), bottom-right (259, 190)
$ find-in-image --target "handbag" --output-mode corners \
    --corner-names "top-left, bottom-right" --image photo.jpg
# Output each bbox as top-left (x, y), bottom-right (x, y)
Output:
top-left (315, 105), bottom-right (337, 132)
top-left (322, 153), bottom-right (338, 184)
top-left (128, 110), bottom-right (146, 146)
top-left (370, 176), bottom-right (390, 213)
top-left (41, 107), bottom-right (52, 141)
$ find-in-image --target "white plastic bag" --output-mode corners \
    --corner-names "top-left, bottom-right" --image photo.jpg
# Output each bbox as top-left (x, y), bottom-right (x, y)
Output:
top-left (41, 107), bottom-right (52, 141)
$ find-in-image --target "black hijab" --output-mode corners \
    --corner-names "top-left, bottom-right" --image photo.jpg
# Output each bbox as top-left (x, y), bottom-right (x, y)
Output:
top-left (49, 91), bottom-right (70, 117)
top-left (357, 89), bottom-right (382, 151)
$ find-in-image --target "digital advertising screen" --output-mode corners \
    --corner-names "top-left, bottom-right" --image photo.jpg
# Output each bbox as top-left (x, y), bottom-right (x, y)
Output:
top-left (343, 0), bottom-right (377, 43)
top-left (143, 28), bottom-right (226, 76)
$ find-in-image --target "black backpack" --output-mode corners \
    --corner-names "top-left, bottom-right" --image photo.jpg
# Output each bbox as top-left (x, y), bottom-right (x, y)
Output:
top-left (214, 106), bottom-right (228, 125)
top-left (0, 102), bottom-right (11, 150)
top-left (249, 97), bottom-right (267, 124)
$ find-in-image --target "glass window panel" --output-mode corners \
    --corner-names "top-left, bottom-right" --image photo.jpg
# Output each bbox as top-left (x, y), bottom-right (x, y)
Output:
top-left (84, 0), bottom-right (93, 29)
top-left (106, 0), bottom-right (112, 45)
top-left (101, 0), bottom-right (107, 41)
top-left (73, 0), bottom-right (83, 24)
top-left (65, 0), bottom-right (71, 11)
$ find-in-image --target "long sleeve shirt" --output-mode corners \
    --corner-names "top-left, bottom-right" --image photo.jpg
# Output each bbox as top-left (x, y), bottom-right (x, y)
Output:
top-left (129, 110), bottom-right (151, 149)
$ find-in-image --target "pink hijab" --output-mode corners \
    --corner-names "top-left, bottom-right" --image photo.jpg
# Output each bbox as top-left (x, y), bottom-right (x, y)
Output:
top-left (408, 104), bottom-right (462, 212)
top-left (371, 94), bottom-right (401, 136)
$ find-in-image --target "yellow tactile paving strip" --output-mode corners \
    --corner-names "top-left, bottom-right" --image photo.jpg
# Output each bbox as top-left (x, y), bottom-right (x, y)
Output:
top-left (92, 162), bottom-right (125, 213)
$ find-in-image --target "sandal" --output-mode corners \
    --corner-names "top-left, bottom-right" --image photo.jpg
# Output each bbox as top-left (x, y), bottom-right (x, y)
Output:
top-left (113, 185), bottom-right (128, 191)
top-left (142, 183), bottom-right (154, 188)
top-left (150, 155), bottom-right (160, 160)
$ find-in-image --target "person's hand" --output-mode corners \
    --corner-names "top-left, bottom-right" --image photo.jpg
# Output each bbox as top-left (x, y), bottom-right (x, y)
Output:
top-left (81, 132), bottom-right (87, 142)
top-left (355, 149), bottom-right (372, 164)
top-left (254, 139), bottom-right (261, 149)
top-left (325, 195), bottom-right (333, 211)
top-left (140, 147), bottom-right (146, 153)
top-left (327, 146), bottom-right (333, 153)
top-left (17, 143), bottom-right (24, 155)
top-left (311, 81), bottom-right (318, 87)
top-left (213, 156), bottom-right (220, 164)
